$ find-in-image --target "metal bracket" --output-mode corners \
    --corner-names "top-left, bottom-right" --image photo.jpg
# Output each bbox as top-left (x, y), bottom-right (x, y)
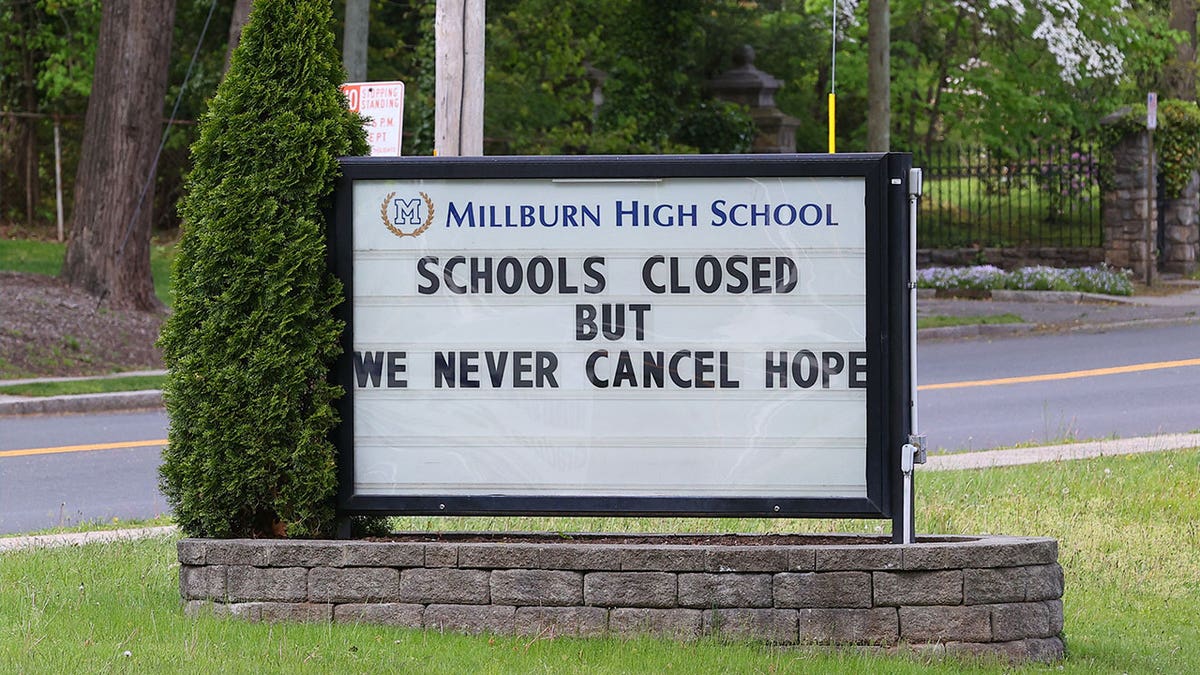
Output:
top-left (908, 168), bottom-right (923, 199)
top-left (907, 437), bottom-right (926, 461)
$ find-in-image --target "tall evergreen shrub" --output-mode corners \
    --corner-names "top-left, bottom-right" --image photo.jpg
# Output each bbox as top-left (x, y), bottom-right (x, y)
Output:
top-left (158, 0), bottom-right (366, 538)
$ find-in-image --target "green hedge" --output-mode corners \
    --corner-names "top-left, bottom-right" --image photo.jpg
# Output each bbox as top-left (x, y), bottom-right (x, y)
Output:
top-left (1100, 99), bottom-right (1200, 199)
top-left (157, 0), bottom-right (367, 538)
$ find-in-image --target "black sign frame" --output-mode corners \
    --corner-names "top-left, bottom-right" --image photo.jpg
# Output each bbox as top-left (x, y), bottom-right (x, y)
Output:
top-left (329, 153), bottom-right (913, 525)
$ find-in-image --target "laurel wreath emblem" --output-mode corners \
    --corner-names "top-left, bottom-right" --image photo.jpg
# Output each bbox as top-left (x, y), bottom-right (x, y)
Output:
top-left (380, 191), bottom-right (435, 238)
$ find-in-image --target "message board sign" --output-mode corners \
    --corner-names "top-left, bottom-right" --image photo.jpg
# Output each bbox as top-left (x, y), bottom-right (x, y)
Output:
top-left (331, 154), bottom-right (913, 519)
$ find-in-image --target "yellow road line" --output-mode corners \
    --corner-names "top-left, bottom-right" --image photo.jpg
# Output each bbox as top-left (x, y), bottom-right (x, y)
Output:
top-left (0, 438), bottom-right (166, 459)
top-left (919, 357), bottom-right (1200, 391)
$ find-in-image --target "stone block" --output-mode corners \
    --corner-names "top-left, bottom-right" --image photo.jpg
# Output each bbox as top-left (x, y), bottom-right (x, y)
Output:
top-left (309, 567), bottom-right (399, 603)
top-left (621, 546), bottom-right (705, 571)
top-left (457, 544), bottom-right (542, 569)
top-left (677, 573), bottom-right (772, 608)
top-left (874, 570), bottom-right (962, 606)
top-left (514, 606), bottom-right (608, 637)
top-left (177, 539), bottom-right (206, 565)
top-left (991, 602), bottom-right (1051, 641)
top-left (585, 572), bottom-right (676, 608)
top-left (774, 572), bottom-right (871, 608)
top-left (266, 541), bottom-right (345, 568)
top-left (184, 599), bottom-right (231, 618)
top-left (814, 546), bottom-right (900, 572)
top-left (343, 542), bottom-right (424, 568)
top-left (796, 608), bottom-right (899, 645)
top-left (334, 603), bottom-right (424, 628)
top-left (703, 608), bottom-right (797, 643)
top-left (257, 602), bottom-right (332, 623)
top-left (425, 604), bottom-right (515, 635)
top-left (226, 566), bottom-right (308, 602)
top-left (705, 547), bottom-right (787, 572)
top-left (1025, 563), bottom-right (1064, 601)
top-left (180, 564), bottom-right (226, 601)
top-left (901, 538), bottom-right (1056, 570)
top-left (536, 545), bottom-right (625, 572)
top-left (963, 567), bottom-right (1026, 604)
top-left (399, 568), bottom-right (490, 604)
top-left (424, 544), bottom-right (458, 567)
top-left (1045, 599), bottom-right (1064, 635)
top-left (787, 548), bottom-right (817, 571)
top-left (608, 608), bottom-right (701, 639)
top-left (900, 605), bottom-right (991, 643)
top-left (944, 636), bottom-right (1064, 664)
top-left (205, 540), bottom-right (269, 566)
top-left (490, 569), bottom-right (582, 606)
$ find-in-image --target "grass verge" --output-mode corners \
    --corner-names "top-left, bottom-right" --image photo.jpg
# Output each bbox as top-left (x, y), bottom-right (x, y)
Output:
top-left (0, 374), bottom-right (166, 397)
top-left (0, 516), bottom-right (175, 541)
top-left (917, 313), bottom-right (1025, 330)
top-left (2, 450), bottom-right (1198, 672)
top-left (0, 238), bottom-right (176, 307)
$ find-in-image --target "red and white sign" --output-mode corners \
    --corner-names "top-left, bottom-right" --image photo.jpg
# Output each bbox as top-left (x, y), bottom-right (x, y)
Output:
top-left (341, 81), bottom-right (405, 156)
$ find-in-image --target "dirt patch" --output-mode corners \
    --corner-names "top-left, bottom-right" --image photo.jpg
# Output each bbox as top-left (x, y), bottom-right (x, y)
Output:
top-left (0, 272), bottom-right (164, 378)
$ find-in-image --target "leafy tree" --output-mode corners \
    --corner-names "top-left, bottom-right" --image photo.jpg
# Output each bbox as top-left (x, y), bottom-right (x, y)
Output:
top-left (158, 0), bottom-right (367, 538)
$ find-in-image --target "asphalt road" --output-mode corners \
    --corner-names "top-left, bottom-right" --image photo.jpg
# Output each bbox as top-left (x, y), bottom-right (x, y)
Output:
top-left (0, 410), bottom-right (169, 534)
top-left (918, 323), bottom-right (1200, 451)
top-left (2, 322), bottom-right (1199, 534)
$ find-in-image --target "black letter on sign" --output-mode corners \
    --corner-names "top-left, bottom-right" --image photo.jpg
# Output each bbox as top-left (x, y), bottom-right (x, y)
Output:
top-left (576, 304), bottom-right (598, 340)
top-left (848, 351), bottom-right (867, 388)
top-left (353, 351), bottom-right (385, 387)
top-left (417, 256), bottom-right (440, 295)
top-left (822, 351), bottom-right (845, 388)
top-left (387, 351), bottom-right (407, 388)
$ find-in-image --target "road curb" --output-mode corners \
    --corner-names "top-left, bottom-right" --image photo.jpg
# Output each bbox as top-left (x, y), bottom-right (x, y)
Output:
top-left (925, 432), bottom-right (1200, 471)
top-left (0, 525), bottom-right (178, 553)
top-left (0, 390), bottom-right (164, 416)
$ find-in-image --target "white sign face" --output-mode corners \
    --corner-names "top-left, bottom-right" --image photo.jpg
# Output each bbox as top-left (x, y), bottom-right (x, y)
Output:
top-left (349, 176), bottom-right (868, 499)
top-left (1147, 92), bottom-right (1158, 130)
top-left (341, 81), bottom-right (405, 156)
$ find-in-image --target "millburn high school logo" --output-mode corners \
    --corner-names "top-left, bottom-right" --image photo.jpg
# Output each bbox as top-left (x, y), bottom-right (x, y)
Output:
top-left (380, 191), bottom-right (434, 238)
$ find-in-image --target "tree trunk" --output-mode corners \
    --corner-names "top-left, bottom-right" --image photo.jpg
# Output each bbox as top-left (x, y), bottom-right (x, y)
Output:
top-left (867, 0), bottom-right (890, 151)
top-left (224, 0), bottom-right (254, 73)
top-left (63, 0), bottom-right (177, 311)
top-left (1166, 0), bottom-right (1197, 100)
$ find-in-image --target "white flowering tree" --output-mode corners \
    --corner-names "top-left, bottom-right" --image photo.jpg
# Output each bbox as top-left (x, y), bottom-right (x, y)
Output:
top-left (876, 0), bottom-right (1161, 151)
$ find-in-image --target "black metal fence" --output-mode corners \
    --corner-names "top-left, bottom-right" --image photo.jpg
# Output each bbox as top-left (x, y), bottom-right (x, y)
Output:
top-left (914, 144), bottom-right (1103, 249)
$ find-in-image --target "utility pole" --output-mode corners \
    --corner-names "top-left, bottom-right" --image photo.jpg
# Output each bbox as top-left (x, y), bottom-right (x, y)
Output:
top-left (343, 0), bottom-right (369, 82)
top-left (435, 0), bottom-right (484, 156)
top-left (867, 0), bottom-right (890, 151)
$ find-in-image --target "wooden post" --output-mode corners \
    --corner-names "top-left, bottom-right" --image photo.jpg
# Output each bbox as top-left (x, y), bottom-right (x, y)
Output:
top-left (343, 0), bottom-right (369, 83)
top-left (435, 0), bottom-right (484, 157)
top-left (54, 116), bottom-right (64, 243)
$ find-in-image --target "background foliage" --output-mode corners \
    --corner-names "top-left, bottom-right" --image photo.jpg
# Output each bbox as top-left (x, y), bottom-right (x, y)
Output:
top-left (5, 0), bottom-right (1188, 235)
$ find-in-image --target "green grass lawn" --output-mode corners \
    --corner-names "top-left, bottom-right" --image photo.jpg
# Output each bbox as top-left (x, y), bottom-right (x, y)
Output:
top-left (2, 449), bottom-right (1198, 672)
top-left (917, 313), bottom-right (1025, 330)
top-left (0, 238), bottom-right (175, 307)
top-left (0, 374), bottom-right (166, 396)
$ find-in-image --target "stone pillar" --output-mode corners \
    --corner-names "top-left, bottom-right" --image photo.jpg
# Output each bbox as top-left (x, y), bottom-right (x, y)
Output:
top-left (1160, 171), bottom-right (1199, 274)
top-left (1100, 114), bottom-right (1157, 281)
top-left (707, 46), bottom-right (800, 153)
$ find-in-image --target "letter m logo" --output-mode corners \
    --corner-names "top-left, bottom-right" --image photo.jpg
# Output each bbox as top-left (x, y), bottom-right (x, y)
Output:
top-left (392, 197), bottom-right (423, 225)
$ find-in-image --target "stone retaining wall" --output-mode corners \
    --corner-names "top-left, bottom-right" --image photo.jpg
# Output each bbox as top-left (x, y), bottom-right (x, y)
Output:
top-left (179, 533), bottom-right (1064, 663)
